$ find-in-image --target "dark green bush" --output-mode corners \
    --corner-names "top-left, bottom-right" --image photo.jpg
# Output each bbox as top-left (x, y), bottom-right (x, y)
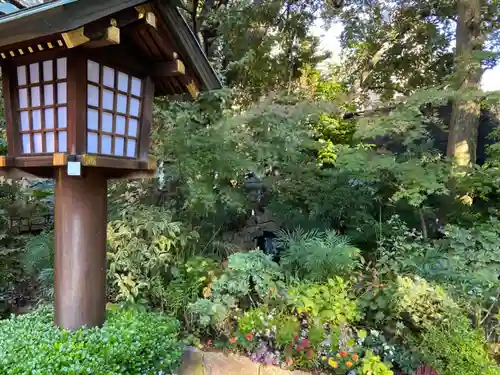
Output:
top-left (0, 306), bottom-right (183, 375)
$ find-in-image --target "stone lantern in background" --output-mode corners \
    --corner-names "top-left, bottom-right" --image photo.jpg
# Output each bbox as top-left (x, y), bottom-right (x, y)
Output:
top-left (0, 0), bottom-right (221, 330)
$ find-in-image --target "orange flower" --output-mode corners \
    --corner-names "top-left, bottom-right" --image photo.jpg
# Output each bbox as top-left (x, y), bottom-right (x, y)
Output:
top-left (229, 337), bottom-right (237, 344)
top-left (352, 354), bottom-right (359, 361)
top-left (340, 351), bottom-right (348, 358)
top-left (285, 359), bottom-right (294, 366)
top-left (346, 361), bottom-right (353, 368)
top-left (245, 333), bottom-right (254, 341)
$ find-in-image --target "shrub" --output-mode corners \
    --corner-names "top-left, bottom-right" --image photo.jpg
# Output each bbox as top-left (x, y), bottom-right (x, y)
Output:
top-left (107, 204), bottom-right (198, 307)
top-left (278, 228), bottom-right (361, 282)
top-left (188, 250), bottom-right (284, 333)
top-left (393, 276), bottom-right (458, 331)
top-left (0, 306), bottom-right (183, 375)
top-left (164, 256), bottom-right (220, 323)
top-left (287, 277), bottom-right (360, 326)
top-left (418, 317), bottom-right (499, 375)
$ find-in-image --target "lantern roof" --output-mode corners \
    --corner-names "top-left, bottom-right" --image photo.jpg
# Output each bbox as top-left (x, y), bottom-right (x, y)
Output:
top-left (0, 0), bottom-right (222, 97)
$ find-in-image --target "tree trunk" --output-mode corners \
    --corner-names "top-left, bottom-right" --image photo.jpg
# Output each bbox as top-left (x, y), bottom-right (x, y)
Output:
top-left (447, 0), bottom-right (483, 167)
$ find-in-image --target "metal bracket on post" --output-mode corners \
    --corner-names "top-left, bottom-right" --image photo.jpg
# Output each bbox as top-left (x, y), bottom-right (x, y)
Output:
top-left (67, 161), bottom-right (82, 176)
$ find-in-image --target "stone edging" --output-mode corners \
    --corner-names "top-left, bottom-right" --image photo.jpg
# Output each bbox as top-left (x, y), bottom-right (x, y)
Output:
top-left (175, 347), bottom-right (326, 375)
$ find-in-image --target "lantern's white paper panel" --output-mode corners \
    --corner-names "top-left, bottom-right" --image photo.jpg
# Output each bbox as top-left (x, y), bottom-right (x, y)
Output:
top-left (16, 58), bottom-right (68, 154)
top-left (86, 60), bottom-right (143, 157)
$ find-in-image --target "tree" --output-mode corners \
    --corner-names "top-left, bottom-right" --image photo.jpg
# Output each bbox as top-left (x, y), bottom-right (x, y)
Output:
top-left (333, 0), bottom-right (455, 104)
top-left (177, 0), bottom-right (331, 101)
top-left (447, 0), bottom-right (496, 167)
top-left (334, 0), bottom-right (500, 166)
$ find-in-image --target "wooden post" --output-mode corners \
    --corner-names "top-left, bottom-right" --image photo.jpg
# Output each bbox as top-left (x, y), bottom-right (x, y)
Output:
top-left (54, 167), bottom-right (108, 330)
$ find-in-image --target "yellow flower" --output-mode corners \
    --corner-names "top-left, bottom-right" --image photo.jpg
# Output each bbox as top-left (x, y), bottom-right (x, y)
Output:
top-left (328, 358), bottom-right (338, 368)
top-left (346, 361), bottom-right (353, 368)
top-left (321, 356), bottom-right (327, 361)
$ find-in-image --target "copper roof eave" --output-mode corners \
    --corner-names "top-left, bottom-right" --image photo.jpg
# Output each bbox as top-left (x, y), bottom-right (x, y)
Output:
top-left (126, 3), bottom-right (205, 97)
top-left (0, 0), bottom-right (222, 94)
top-left (154, 0), bottom-right (222, 92)
top-left (0, 0), bottom-right (147, 48)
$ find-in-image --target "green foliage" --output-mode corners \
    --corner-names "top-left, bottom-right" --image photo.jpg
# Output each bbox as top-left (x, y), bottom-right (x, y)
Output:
top-left (0, 179), bottom-right (53, 314)
top-left (1, 2), bottom-right (500, 373)
top-left (214, 250), bottom-right (284, 302)
top-left (205, 0), bottom-right (330, 102)
top-left (107, 204), bottom-right (198, 307)
top-left (188, 250), bottom-right (284, 332)
top-left (361, 351), bottom-right (394, 375)
top-left (333, 146), bottom-right (451, 208)
top-left (163, 256), bottom-right (220, 323)
top-left (437, 218), bottom-right (500, 297)
top-left (361, 330), bottom-right (422, 374)
top-left (418, 317), bottom-right (499, 375)
top-left (236, 306), bottom-right (270, 335)
top-left (0, 305), bottom-right (183, 374)
top-left (278, 228), bottom-right (361, 281)
top-left (375, 215), bottom-right (500, 335)
top-left (276, 316), bottom-right (301, 347)
top-left (0, 89), bottom-right (7, 155)
top-left (287, 277), bottom-right (360, 326)
top-left (23, 231), bottom-right (54, 299)
top-left (393, 276), bottom-right (458, 331)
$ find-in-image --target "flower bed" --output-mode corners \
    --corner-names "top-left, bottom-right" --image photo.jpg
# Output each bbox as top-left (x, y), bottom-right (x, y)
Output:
top-left (175, 346), bottom-right (439, 375)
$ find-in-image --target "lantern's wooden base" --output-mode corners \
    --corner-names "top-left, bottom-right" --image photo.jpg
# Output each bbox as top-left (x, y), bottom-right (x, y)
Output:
top-left (54, 167), bottom-right (108, 330)
top-left (0, 154), bottom-right (157, 179)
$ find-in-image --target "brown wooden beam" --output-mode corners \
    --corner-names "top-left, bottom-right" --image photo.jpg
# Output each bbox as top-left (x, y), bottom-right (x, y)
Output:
top-left (79, 154), bottom-right (152, 170)
top-left (62, 19), bottom-right (121, 49)
top-left (0, 156), bottom-right (15, 168)
top-left (62, 27), bottom-right (90, 49)
top-left (113, 8), bottom-right (145, 28)
top-left (126, 10), bottom-right (156, 32)
top-left (1, 154), bottom-right (156, 172)
top-left (14, 155), bottom-right (57, 168)
top-left (153, 60), bottom-right (185, 77)
top-left (125, 11), bottom-right (181, 61)
top-left (140, 11), bottom-right (157, 30)
top-left (84, 26), bottom-right (120, 48)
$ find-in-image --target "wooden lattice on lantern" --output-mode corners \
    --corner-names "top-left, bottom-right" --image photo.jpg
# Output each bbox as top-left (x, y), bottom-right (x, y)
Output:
top-left (0, 0), bottom-right (221, 331)
top-left (15, 57), bottom-right (69, 155)
top-left (0, 0), bottom-right (221, 180)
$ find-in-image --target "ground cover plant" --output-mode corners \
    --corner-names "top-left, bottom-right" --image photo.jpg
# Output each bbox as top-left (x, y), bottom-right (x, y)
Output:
top-left (0, 305), bottom-right (183, 375)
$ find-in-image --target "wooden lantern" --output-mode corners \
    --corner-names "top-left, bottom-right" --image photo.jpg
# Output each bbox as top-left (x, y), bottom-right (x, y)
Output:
top-left (0, 0), bottom-right (221, 330)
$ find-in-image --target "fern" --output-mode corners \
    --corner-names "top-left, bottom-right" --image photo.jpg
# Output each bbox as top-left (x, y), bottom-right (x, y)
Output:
top-left (278, 228), bottom-right (361, 282)
top-left (23, 231), bottom-right (54, 299)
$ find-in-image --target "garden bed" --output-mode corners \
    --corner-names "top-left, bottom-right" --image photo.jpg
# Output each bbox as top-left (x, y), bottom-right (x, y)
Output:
top-left (174, 347), bottom-right (438, 375)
